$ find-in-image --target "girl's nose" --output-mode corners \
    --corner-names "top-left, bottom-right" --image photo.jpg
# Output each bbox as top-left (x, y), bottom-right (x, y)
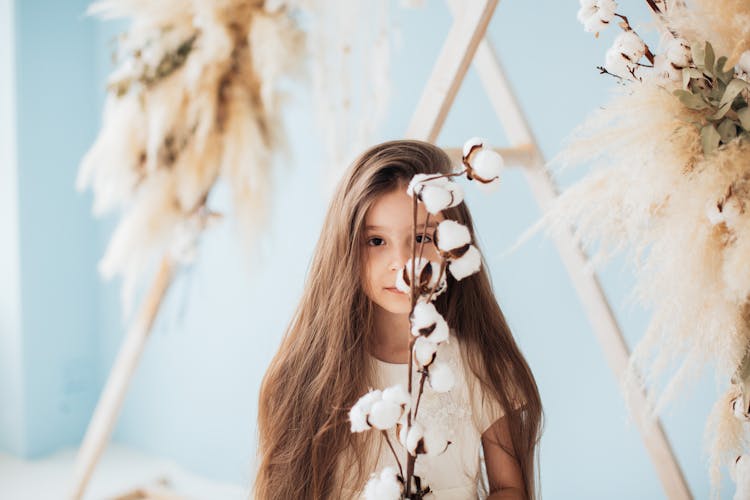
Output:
top-left (389, 242), bottom-right (411, 271)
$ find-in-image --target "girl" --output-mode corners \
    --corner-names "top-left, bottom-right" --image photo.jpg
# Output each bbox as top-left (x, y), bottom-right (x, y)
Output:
top-left (254, 140), bottom-right (542, 499)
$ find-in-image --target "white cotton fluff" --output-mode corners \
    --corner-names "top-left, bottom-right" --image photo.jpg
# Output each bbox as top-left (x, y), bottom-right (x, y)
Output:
top-left (652, 54), bottom-right (681, 83)
top-left (436, 220), bottom-right (471, 253)
top-left (733, 455), bottom-right (750, 500)
top-left (363, 466), bottom-right (402, 500)
top-left (399, 421), bottom-right (425, 455)
top-left (605, 46), bottom-right (634, 78)
top-left (462, 136), bottom-right (485, 157)
top-left (382, 384), bottom-right (411, 408)
top-left (613, 31), bottom-right (646, 63)
top-left (422, 427), bottom-right (450, 457)
top-left (471, 149), bottom-right (504, 190)
top-left (577, 0), bottom-right (617, 33)
top-left (407, 174), bottom-right (464, 215)
top-left (737, 51), bottom-right (750, 75)
top-left (448, 245), bottom-right (482, 281)
top-left (349, 389), bottom-right (383, 433)
top-left (369, 400), bottom-right (403, 430)
top-left (413, 336), bottom-right (438, 368)
top-left (395, 257), bottom-right (445, 298)
top-left (706, 200), bottom-right (725, 226)
top-left (410, 302), bottom-right (449, 344)
top-left (428, 361), bottom-right (455, 393)
top-left (665, 37), bottom-right (691, 68)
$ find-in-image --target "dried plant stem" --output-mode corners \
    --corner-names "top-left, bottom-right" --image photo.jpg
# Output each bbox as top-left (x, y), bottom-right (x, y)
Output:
top-left (426, 260), bottom-right (447, 304)
top-left (614, 13), bottom-right (655, 63)
top-left (423, 169), bottom-right (466, 183)
top-left (413, 371), bottom-right (428, 420)
top-left (382, 430), bottom-right (403, 479)
top-left (416, 213), bottom-right (431, 264)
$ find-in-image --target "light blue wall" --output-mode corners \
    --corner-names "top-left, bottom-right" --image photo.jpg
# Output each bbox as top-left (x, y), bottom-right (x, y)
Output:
top-left (0, 0), bottom-right (25, 456)
top-left (1, 0), bottom-right (102, 457)
top-left (1, 0), bottom-right (734, 498)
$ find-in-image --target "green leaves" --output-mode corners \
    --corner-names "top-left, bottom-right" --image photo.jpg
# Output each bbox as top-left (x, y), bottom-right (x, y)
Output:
top-left (701, 124), bottom-right (721, 155)
top-left (674, 89), bottom-right (710, 110)
top-left (676, 41), bottom-right (750, 155)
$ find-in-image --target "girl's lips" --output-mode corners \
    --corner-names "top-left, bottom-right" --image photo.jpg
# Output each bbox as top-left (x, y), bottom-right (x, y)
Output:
top-left (385, 287), bottom-right (406, 295)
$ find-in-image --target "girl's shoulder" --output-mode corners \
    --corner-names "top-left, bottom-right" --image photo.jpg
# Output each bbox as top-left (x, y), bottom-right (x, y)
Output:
top-left (439, 330), bottom-right (505, 434)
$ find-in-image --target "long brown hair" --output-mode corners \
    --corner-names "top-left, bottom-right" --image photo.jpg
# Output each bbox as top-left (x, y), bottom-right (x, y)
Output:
top-left (254, 140), bottom-right (542, 499)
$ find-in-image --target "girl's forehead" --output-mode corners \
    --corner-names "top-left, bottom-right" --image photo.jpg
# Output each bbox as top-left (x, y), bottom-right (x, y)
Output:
top-left (364, 188), bottom-right (441, 229)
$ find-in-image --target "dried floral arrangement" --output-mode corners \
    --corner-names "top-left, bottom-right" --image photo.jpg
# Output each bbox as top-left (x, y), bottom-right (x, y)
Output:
top-left (77, 0), bottom-right (305, 311)
top-left (348, 138), bottom-right (504, 499)
top-left (531, 0), bottom-right (750, 494)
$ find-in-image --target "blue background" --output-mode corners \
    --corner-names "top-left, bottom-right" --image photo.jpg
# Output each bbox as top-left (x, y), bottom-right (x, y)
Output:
top-left (0, 0), bottom-right (731, 497)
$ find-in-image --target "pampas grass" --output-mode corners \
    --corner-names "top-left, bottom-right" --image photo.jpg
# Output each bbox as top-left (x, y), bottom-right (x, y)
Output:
top-left (533, 0), bottom-right (750, 493)
top-left (78, 0), bottom-right (304, 313)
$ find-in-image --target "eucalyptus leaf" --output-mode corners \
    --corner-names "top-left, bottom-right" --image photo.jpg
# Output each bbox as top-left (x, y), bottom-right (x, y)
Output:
top-left (717, 118), bottom-right (737, 143)
top-left (701, 123), bottom-right (721, 154)
top-left (715, 56), bottom-right (733, 84)
top-left (691, 42), bottom-right (706, 68)
top-left (682, 68), bottom-right (705, 89)
top-left (709, 101), bottom-right (732, 120)
top-left (720, 79), bottom-right (750, 109)
top-left (674, 89), bottom-right (710, 110)
top-left (738, 106), bottom-right (750, 131)
top-left (704, 42), bottom-right (715, 77)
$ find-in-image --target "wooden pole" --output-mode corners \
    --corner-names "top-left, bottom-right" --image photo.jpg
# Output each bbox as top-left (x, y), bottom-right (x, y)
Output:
top-left (70, 257), bottom-right (176, 500)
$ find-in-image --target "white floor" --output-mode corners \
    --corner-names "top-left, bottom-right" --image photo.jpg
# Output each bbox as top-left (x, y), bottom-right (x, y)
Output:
top-left (0, 444), bottom-right (248, 500)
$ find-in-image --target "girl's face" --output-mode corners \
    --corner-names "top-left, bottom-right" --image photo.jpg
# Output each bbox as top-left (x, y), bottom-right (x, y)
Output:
top-left (361, 185), bottom-right (443, 315)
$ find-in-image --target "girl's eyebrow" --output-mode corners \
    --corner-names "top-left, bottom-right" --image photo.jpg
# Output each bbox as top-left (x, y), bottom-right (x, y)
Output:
top-left (365, 223), bottom-right (437, 230)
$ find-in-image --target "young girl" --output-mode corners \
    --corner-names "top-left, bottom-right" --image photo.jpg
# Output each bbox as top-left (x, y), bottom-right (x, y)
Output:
top-left (254, 140), bottom-right (542, 499)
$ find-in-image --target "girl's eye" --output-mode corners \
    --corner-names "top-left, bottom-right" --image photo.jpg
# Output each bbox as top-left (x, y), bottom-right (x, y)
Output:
top-left (416, 233), bottom-right (433, 244)
top-left (367, 237), bottom-right (385, 247)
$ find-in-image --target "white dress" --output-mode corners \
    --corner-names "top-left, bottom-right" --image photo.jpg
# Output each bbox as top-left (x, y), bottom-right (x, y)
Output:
top-left (341, 334), bottom-right (504, 499)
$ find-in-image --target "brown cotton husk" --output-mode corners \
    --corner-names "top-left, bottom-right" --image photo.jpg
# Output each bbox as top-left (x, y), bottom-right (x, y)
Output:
top-left (79, 0), bottom-right (305, 310)
top-left (533, 70), bottom-right (750, 491)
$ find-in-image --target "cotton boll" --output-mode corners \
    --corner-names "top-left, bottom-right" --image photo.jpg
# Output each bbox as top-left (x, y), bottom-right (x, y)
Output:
top-left (706, 200), bottom-right (725, 226)
top-left (448, 245), bottom-right (482, 281)
top-left (605, 46), bottom-right (635, 78)
top-left (436, 220), bottom-right (471, 253)
top-left (737, 51), bottom-right (750, 75)
top-left (422, 427), bottom-right (450, 456)
top-left (382, 384), bottom-right (410, 409)
top-left (471, 149), bottom-right (503, 183)
top-left (363, 467), bottom-right (402, 500)
top-left (429, 362), bottom-right (455, 393)
top-left (396, 258), bottom-right (445, 298)
top-left (349, 389), bottom-right (383, 432)
top-left (653, 54), bottom-right (681, 83)
top-left (613, 31), bottom-right (646, 63)
top-left (462, 136), bottom-right (485, 157)
top-left (413, 336), bottom-right (438, 367)
top-left (407, 174), bottom-right (464, 214)
top-left (410, 302), bottom-right (449, 343)
top-left (577, 0), bottom-right (616, 33)
top-left (421, 185), bottom-right (454, 214)
top-left (400, 422), bottom-right (425, 455)
top-left (733, 455), bottom-right (750, 500)
top-left (369, 400), bottom-right (403, 430)
top-left (665, 37), bottom-right (691, 68)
